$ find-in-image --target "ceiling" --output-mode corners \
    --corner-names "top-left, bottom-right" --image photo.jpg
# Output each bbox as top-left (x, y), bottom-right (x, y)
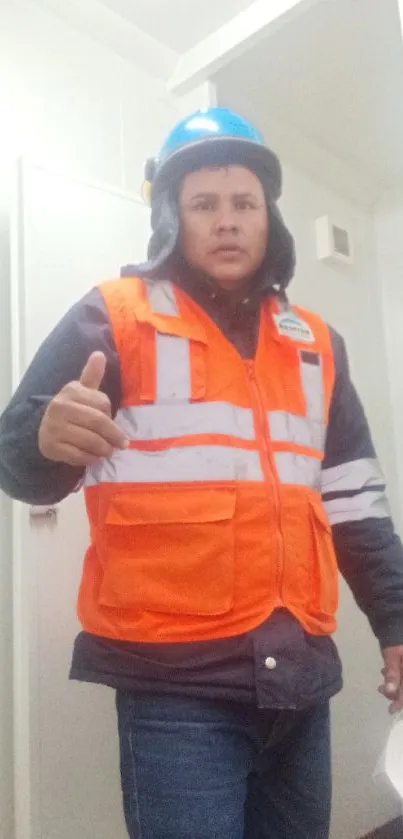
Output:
top-left (215, 0), bottom-right (403, 201)
top-left (96, 0), bottom-right (254, 52)
top-left (36, 0), bottom-right (403, 204)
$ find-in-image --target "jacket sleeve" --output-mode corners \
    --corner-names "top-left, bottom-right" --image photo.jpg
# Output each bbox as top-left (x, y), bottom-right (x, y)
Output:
top-left (323, 328), bottom-right (403, 648)
top-left (0, 287), bottom-right (121, 505)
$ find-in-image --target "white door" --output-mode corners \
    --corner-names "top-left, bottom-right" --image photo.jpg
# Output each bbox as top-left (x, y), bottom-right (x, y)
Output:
top-left (11, 160), bottom-right (151, 839)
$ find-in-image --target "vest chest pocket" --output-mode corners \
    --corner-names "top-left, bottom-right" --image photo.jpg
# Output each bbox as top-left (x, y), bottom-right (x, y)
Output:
top-left (98, 486), bottom-right (236, 616)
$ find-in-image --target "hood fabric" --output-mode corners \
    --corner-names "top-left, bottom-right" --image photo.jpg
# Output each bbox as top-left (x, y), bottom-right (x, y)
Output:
top-left (121, 151), bottom-right (296, 295)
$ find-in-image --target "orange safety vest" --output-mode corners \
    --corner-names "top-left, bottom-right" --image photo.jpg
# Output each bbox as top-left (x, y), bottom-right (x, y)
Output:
top-left (78, 276), bottom-right (337, 644)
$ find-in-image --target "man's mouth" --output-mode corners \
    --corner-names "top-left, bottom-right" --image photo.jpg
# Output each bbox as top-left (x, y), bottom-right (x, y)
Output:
top-left (213, 245), bottom-right (243, 255)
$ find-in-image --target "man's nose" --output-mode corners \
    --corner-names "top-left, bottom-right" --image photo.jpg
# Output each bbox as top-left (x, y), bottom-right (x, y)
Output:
top-left (215, 206), bottom-right (239, 232)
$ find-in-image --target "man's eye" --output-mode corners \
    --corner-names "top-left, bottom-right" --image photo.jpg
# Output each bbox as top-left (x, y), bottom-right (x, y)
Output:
top-left (192, 201), bottom-right (215, 212)
top-left (235, 199), bottom-right (255, 211)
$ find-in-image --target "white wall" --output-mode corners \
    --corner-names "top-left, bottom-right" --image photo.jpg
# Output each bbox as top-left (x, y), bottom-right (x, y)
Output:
top-left (375, 190), bottom-right (403, 520)
top-left (1, 4), bottom-right (401, 836)
top-left (0, 2), bottom-right (178, 192)
top-left (281, 165), bottom-right (400, 516)
top-left (0, 3), bottom-right (180, 836)
top-left (279, 164), bottom-right (401, 838)
top-left (0, 176), bottom-right (14, 839)
top-left (374, 190), bottom-right (403, 820)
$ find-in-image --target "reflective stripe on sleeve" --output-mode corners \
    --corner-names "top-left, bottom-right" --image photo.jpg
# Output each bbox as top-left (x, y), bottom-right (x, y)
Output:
top-left (321, 458), bottom-right (384, 494)
top-left (321, 458), bottom-right (389, 524)
top-left (323, 492), bottom-right (390, 525)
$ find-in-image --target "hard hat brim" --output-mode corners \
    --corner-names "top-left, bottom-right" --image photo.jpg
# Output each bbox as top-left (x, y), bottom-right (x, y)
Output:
top-left (152, 136), bottom-right (282, 203)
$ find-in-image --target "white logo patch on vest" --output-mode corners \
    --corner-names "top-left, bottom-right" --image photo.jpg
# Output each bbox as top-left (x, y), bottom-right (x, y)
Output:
top-left (273, 311), bottom-right (314, 344)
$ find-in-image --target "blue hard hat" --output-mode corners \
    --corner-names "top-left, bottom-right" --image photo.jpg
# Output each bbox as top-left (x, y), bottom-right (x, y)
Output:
top-left (146, 107), bottom-right (282, 203)
top-left (160, 108), bottom-right (265, 159)
top-left (125, 106), bottom-right (294, 290)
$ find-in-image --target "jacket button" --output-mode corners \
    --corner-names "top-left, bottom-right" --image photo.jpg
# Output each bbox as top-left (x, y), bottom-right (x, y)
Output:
top-left (265, 656), bottom-right (277, 671)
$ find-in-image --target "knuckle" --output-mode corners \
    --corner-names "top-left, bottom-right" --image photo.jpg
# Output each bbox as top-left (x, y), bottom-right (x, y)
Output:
top-left (91, 439), bottom-right (105, 458)
top-left (99, 414), bottom-right (115, 438)
top-left (93, 411), bottom-right (106, 433)
top-left (97, 392), bottom-right (111, 412)
top-left (47, 396), bottom-right (61, 415)
top-left (39, 420), bottom-right (56, 449)
top-left (68, 447), bottom-right (90, 467)
top-left (61, 381), bottom-right (79, 399)
top-left (49, 391), bottom-right (72, 415)
top-left (66, 452), bottom-right (80, 466)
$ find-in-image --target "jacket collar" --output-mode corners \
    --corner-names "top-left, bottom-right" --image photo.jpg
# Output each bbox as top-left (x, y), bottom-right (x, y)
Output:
top-left (171, 259), bottom-right (280, 315)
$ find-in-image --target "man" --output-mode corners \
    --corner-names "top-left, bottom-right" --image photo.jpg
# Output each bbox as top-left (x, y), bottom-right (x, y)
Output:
top-left (1, 107), bottom-right (403, 839)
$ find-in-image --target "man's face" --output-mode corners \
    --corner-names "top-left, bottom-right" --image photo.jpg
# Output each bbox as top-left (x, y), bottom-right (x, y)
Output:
top-left (178, 165), bottom-right (268, 290)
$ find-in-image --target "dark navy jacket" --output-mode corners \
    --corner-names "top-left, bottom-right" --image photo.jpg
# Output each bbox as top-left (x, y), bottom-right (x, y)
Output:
top-left (1, 274), bottom-right (403, 709)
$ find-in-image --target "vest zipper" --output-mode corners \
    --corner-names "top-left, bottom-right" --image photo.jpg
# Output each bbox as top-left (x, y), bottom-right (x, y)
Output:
top-left (245, 360), bottom-right (284, 602)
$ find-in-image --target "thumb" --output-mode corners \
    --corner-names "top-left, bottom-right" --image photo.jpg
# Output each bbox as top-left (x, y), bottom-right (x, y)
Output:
top-left (383, 648), bottom-right (402, 695)
top-left (79, 352), bottom-right (107, 390)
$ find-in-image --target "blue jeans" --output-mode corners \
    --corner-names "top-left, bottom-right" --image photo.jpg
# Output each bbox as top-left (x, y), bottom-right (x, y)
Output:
top-left (116, 692), bottom-right (331, 839)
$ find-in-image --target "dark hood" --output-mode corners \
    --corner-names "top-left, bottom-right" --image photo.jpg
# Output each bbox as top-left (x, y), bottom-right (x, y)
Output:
top-left (121, 169), bottom-right (296, 293)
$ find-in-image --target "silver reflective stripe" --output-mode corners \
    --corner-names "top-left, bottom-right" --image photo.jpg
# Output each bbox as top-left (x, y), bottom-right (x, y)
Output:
top-left (145, 279), bottom-right (179, 316)
top-left (156, 333), bottom-right (191, 402)
top-left (268, 352), bottom-right (325, 457)
top-left (299, 352), bottom-right (324, 423)
top-left (116, 402), bottom-right (255, 441)
top-left (85, 446), bottom-right (264, 485)
top-left (324, 492), bottom-right (390, 525)
top-left (274, 452), bottom-right (321, 489)
top-left (321, 458), bottom-right (384, 494)
top-left (268, 411), bottom-right (326, 452)
top-left (144, 280), bottom-right (191, 402)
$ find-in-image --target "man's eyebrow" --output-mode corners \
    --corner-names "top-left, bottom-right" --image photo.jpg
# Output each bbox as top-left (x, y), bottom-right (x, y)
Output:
top-left (232, 192), bottom-right (260, 200)
top-left (187, 192), bottom-right (217, 200)
top-left (187, 191), bottom-right (259, 201)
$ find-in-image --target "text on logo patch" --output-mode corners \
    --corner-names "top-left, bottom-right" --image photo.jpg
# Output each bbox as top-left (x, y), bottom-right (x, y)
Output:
top-left (273, 312), bottom-right (314, 344)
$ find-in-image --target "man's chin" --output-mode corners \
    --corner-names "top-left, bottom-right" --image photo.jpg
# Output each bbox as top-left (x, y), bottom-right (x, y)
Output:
top-left (209, 267), bottom-right (250, 291)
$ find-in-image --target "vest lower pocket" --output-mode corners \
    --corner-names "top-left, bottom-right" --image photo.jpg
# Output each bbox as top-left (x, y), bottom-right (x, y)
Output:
top-left (281, 494), bottom-right (338, 624)
top-left (98, 485), bottom-right (236, 616)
